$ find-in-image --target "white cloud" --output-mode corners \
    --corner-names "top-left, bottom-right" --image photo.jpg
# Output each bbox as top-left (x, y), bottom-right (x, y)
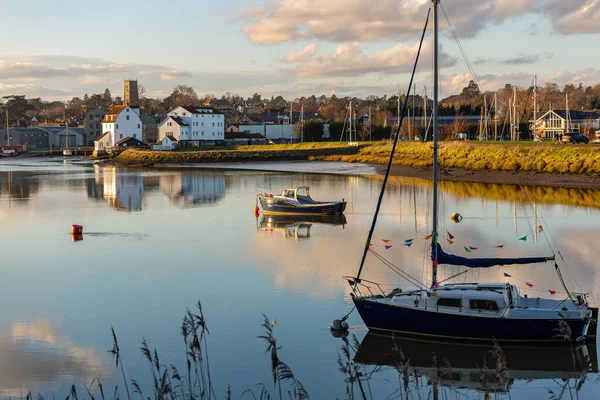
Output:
top-left (160, 69), bottom-right (193, 80)
top-left (237, 0), bottom-right (600, 45)
top-left (291, 41), bottom-right (455, 78)
top-left (281, 44), bottom-right (318, 63)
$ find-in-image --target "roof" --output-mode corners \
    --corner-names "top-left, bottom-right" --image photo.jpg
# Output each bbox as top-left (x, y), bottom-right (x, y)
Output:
top-left (114, 137), bottom-right (147, 147)
top-left (553, 110), bottom-right (600, 121)
top-left (170, 116), bottom-right (188, 126)
top-left (177, 106), bottom-right (222, 115)
top-left (102, 105), bottom-right (130, 123)
top-left (95, 131), bottom-right (110, 141)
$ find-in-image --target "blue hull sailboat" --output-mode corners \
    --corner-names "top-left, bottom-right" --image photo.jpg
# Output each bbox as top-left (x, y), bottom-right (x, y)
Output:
top-left (346, 0), bottom-right (595, 343)
top-left (257, 186), bottom-right (346, 216)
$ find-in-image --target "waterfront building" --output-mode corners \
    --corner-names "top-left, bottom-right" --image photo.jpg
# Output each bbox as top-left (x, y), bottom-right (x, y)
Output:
top-left (141, 115), bottom-right (160, 144)
top-left (84, 109), bottom-right (107, 146)
top-left (0, 126), bottom-right (84, 149)
top-left (96, 105), bottom-right (143, 151)
top-left (157, 106), bottom-right (224, 146)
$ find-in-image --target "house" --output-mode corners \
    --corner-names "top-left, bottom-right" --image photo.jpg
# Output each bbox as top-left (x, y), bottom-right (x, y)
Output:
top-left (152, 135), bottom-right (178, 151)
top-left (157, 106), bottom-right (225, 147)
top-left (100, 105), bottom-right (143, 147)
top-left (533, 110), bottom-right (600, 139)
top-left (94, 131), bottom-right (111, 152)
top-left (84, 109), bottom-right (107, 146)
top-left (225, 132), bottom-right (267, 145)
top-left (141, 115), bottom-right (161, 144)
top-left (42, 126), bottom-right (85, 148)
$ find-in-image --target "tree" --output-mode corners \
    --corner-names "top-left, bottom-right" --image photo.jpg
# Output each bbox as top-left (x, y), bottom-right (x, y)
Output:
top-left (461, 80), bottom-right (481, 98)
top-left (164, 85), bottom-right (200, 109)
top-left (103, 88), bottom-right (112, 105)
top-left (2, 95), bottom-right (35, 126)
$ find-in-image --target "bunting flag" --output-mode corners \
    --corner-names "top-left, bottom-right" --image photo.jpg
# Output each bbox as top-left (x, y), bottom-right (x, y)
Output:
top-left (548, 290), bottom-right (556, 295)
top-left (468, 246), bottom-right (478, 251)
top-left (538, 225), bottom-right (544, 233)
top-left (424, 234), bottom-right (432, 240)
top-left (447, 232), bottom-right (455, 239)
top-left (464, 246), bottom-right (472, 253)
top-left (503, 272), bottom-right (512, 277)
top-left (447, 239), bottom-right (454, 245)
top-left (495, 245), bottom-right (505, 248)
top-left (504, 272), bottom-right (559, 295)
top-left (404, 242), bottom-right (413, 247)
top-left (526, 378), bottom-right (534, 384)
top-left (404, 239), bottom-right (414, 243)
top-left (381, 239), bottom-right (390, 243)
top-left (365, 243), bottom-right (371, 248)
top-left (526, 282), bottom-right (534, 288)
top-left (385, 245), bottom-right (392, 250)
top-left (519, 235), bottom-right (528, 241)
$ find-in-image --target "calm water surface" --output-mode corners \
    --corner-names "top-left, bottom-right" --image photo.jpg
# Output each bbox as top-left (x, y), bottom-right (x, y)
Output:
top-left (1, 158), bottom-right (600, 399)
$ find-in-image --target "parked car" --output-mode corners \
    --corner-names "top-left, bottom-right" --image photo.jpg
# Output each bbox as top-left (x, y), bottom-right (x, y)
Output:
top-left (456, 132), bottom-right (468, 140)
top-left (562, 132), bottom-right (589, 144)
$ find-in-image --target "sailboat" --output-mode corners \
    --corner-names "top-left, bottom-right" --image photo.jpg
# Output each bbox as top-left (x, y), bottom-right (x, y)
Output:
top-left (346, 0), bottom-right (596, 342)
top-left (1, 109), bottom-right (18, 157)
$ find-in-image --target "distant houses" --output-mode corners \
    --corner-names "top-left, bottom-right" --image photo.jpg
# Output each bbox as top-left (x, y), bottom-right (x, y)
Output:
top-left (83, 109), bottom-right (107, 146)
top-left (0, 126), bottom-right (85, 150)
top-left (156, 106), bottom-right (225, 147)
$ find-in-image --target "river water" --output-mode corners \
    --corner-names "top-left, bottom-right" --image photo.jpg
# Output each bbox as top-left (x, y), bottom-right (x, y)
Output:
top-left (1, 158), bottom-right (599, 399)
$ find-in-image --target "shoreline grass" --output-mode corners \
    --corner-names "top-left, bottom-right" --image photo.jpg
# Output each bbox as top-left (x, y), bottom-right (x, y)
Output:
top-left (113, 141), bottom-right (600, 175)
top-left (310, 141), bottom-right (600, 175)
top-left (113, 143), bottom-right (362, 166)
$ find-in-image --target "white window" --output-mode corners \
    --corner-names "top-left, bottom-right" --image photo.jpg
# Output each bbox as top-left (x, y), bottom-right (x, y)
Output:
top-left (116, 124), bottom-right (119, 129)
top-left (138, 124), bottom-right (140, 128)
top-left (126, 108), bottom-right (129, 112)
top-left (126, 116), bottom-right (130, 120)
top-left (212, 122), bottom-right (215, 126)
top-left (202, 122), bottom-right (204, 126)
top-left (133, 134), bottom-right (136, 138)
top-left (120, 134), bottom-right (123, 138)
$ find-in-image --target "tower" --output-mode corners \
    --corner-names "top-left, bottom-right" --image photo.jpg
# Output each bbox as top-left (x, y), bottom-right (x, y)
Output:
top-left (124, 80), bottom-right (139, 107)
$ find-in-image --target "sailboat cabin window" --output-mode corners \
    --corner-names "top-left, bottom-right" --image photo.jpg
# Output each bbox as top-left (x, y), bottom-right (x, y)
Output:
top-left (470, 299), bottom-right (499, 311)
top-left (437, 298), bottom-right (461, 308)
top-left (284, 190), bottom-right (295, 198)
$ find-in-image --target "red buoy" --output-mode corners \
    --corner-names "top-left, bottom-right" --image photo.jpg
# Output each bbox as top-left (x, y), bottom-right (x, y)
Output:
top-left (71, 233), bottom-right (84, 242)
top-left (71, 224), bottom-right (83, 235)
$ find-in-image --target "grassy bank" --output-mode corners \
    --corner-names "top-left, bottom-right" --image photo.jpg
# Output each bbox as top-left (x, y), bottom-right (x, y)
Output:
top-left (311, 141), bottom-right (600, 175)
top-left (113, 141), bottom-right (600, 175)
top-left (113, 143), bottom-right (362, 165)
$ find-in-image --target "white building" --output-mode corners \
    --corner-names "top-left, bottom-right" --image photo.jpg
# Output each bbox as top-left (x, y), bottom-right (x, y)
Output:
top-left (238, 124), bottom-right (294, 142)
top-left (158, 106), bottom-right (224, 146)
top-left (99, 105), bottom-right (143, 148)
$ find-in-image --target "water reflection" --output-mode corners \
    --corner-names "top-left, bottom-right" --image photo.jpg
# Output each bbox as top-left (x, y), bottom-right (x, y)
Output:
top-left (353, 332), bottom-right (597, 397)
top-left (0, 319), bottom-right (107, 396)
top-left (102, 167), bottom-right (144, 211)
top-left (257, 214), bottom-right (347, 240)
top-left (159, 170), bottom-right (225, 207)
top-left (0, 171), bottom-right (40, 201)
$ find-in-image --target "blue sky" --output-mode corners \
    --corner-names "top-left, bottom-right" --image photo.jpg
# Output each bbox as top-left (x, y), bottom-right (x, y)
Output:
top-left (1, 0), bottom-right (599, 100)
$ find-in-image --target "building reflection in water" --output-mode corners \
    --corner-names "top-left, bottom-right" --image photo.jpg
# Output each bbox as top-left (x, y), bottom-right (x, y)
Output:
top-left (160, 170), bottom-right (225, 207)
top-left (102, 166), bottom-right (144, 211)
top-left (0, 171), bottom-right (40, 202)
top-left (350, 332), bottom-right (597, 398)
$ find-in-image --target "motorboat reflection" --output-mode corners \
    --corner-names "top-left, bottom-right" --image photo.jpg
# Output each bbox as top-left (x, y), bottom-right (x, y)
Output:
top-left (258, 214), bottom-right (346, 240)
top-left (353, 332), bottom-right (597, 393)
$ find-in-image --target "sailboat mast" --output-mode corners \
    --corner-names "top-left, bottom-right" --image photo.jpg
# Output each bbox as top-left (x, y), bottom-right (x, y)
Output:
top-left (423, 86), bottom-right (427, 139)
top-left (494, 92), bottom-right (498, 140)
top-left (5, 109), bottom-right (9, 147)
top-left (431, 0), bottom-right (440, 287)
top-left (533, 75), bottom-right (537, 139)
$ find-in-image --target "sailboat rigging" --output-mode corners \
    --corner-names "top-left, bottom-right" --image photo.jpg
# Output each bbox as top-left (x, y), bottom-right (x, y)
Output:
top-left (344, 0), bottom-right (596, 342)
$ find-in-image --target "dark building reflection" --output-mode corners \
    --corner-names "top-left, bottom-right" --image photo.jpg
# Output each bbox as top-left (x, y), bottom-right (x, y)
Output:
top-left (160, 170), bottom-right (225, 207)
top-left (0, 171), bottom-right (40, 201)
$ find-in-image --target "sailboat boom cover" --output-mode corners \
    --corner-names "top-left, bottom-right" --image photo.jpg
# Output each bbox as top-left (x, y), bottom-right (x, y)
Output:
top-left (434, 244), bottom-right (554, 268)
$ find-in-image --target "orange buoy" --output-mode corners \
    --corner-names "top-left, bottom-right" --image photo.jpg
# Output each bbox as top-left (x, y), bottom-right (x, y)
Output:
top-left (450, 213), bottom-right (463, 223)
top-left (71, 224), bottom-right (83, 235)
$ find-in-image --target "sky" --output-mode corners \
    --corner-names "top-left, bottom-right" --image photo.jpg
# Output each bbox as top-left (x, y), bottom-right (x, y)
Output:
top-left (1, 0), bottom-right (600, 101)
